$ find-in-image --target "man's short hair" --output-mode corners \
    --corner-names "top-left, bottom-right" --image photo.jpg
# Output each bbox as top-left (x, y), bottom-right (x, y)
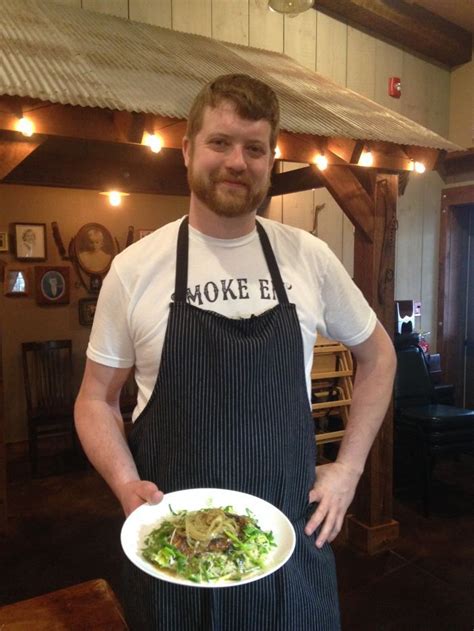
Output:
top-left (186, 74), bottom-right (280, 151)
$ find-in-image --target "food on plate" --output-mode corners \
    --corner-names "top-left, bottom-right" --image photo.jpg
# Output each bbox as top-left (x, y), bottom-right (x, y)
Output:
top-left (141, 505), bottom-right (276, 583)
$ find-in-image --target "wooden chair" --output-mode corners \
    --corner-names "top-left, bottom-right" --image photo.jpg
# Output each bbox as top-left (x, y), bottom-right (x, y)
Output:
top-left (394, 339), bottom-right (474, 515)
top-left (21, 340), bottom-right (76, 475)
top-left (311, 338), bottom-right (353, 447)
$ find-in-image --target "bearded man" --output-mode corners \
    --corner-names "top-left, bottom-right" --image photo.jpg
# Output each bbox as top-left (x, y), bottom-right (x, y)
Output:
top-left (75, 74), bottom-right (396, 631)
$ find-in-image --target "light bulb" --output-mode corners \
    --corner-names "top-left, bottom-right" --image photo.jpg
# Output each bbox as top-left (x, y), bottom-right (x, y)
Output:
top-left (100, 190), bottom-right (130, 206)
top-left (148, 134), bottom-right (163, 153)
top-left (109, 191), bottom-right (122, 206)
top-left (274, 145), bottom-right (282, 159)
top-left (359, 151), bottom-right (373, 167)
top-left (17, 117), bottom-right (34, 137)
top-left (414, 161), bottom-right (426, 174)
top-left (314, 154), bottom-right (328, 171)
top-left (142, 132), bottom-right (163, 153)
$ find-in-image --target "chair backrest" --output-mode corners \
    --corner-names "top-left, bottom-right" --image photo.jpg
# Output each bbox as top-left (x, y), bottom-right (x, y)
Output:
top-left (21, 340), bottom-right (73, 414)
top-left (394, 344), bottom-right (434, 409)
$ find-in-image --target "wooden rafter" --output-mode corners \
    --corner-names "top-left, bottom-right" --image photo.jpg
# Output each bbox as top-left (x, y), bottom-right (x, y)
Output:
top-left (316, 165), bottom-right (375, 242)
top-left (0, 137), bottom-right (42, 179)
top-left (314, 0), bottom-right (472, 68)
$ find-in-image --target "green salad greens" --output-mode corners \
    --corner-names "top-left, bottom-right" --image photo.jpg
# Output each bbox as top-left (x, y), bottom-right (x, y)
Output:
top-left (141, 505), bottom-right (276, 583)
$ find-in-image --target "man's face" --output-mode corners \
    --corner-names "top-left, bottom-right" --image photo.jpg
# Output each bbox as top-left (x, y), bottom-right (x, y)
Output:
top-left (183, 102), bottom-right (274, 218)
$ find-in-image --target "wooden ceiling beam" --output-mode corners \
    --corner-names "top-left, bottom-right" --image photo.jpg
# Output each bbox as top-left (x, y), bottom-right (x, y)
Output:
top-left (314, 0), bottom-right (472, 68)
top-left (438, 149), bottom-right (474, 178)
top-left (316, 165), bottom-right (375, 242)
top-left (0, 138), bottom-right (43, 180)
top-left (270, 165), bottom-right (324, 196)
top-left (3, 136), bottom-right (189, 196)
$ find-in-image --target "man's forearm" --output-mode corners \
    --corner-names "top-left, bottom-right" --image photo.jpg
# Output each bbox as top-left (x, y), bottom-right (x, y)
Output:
top-left (335, 323), bottom-right (396, 476)
top-left (74, 396), bottom-right (140, 503)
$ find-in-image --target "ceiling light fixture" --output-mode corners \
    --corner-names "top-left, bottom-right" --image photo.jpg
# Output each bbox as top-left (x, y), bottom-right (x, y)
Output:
top-left (99, 190), bottom-right (130, 206)
top-left (268, 0), bottom-right (314, 17)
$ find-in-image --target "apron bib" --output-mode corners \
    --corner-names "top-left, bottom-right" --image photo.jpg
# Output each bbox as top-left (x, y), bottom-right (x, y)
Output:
top-left (124, 217), bottom-right (340, 630)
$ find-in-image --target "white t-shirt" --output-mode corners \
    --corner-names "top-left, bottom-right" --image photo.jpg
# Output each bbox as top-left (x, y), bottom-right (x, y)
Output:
top-left (87, 217), bottom-right (376, 420)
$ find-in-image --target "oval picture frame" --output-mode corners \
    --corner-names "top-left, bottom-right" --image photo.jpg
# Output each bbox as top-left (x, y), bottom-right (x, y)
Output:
top-left (74, 223), bottom-right (116, 276)
top-left (34, 266), bottom-right (70, 305)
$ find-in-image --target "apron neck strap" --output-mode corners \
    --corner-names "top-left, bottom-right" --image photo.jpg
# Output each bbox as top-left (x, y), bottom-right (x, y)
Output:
top-left (255, 220), bottom-right (289, 304)
top-left (175, 216), bottom-right (289, 305)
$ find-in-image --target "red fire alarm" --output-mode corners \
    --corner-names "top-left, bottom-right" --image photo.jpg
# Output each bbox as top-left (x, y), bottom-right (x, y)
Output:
top-left (389, 77), bottom-right (401, 98)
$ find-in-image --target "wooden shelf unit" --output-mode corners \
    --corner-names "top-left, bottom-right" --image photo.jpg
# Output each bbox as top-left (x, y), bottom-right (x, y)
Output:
top-left (311, 337), bottom-right (353, 445)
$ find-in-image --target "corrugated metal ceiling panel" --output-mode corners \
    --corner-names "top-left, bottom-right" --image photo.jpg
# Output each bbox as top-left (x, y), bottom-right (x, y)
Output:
top-left (0, 0), bottom-right (459, 151)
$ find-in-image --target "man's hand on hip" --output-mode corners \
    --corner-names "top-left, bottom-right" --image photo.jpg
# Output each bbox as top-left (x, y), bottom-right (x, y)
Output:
top-left (305, 462), bottom-right (361, 548)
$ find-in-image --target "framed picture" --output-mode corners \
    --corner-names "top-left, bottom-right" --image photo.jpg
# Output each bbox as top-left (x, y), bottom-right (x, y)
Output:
top-left (137, 229), bottom-right (154, 240)
top-left (78, 297), bottom-right (98, 326)
top-left (14, 223), bottom-right (47, 261)
top-left (0, 231), bottom-right (9, 252)
top-left (4, 268), bottom-right (29, 296)
top-left (35, 266), bottom-right (70, 305)
top-left (74, 223), bottom-right (116, 276)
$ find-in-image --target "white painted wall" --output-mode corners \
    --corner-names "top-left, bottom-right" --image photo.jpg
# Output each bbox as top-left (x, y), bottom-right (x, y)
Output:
top-left (53, 0), bottom-right (454, 347)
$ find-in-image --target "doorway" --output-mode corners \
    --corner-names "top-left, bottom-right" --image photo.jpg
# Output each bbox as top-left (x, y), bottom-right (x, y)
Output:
top-left (437, 185), bottom-right (474, 408)
top-left (465, 207), bottom-right (474, 407)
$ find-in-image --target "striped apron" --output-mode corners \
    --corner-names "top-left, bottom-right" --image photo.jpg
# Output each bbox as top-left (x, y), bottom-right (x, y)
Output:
top-left (124, 217), bottom-right (340, 630)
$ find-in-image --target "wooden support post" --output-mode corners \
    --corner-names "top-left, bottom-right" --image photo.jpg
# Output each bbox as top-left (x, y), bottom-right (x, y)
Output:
top-left (0, 314), bottom-right (6, 535)
top-left (348, 173), bottom-right (399, 554)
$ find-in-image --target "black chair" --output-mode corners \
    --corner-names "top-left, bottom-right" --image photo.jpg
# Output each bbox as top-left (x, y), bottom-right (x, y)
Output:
top-left (21, 340), bottom-right (77, 475)
top-left (394, 338), bottom-right (474, 515)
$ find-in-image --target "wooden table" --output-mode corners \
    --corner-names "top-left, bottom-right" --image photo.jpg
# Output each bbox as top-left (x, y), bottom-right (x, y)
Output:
top-left (0, 579), bottom-right (128, 630)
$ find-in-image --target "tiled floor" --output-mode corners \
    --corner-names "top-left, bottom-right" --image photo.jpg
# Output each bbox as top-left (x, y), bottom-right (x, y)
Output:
top-left (1, 453), bottom-right (473, 630)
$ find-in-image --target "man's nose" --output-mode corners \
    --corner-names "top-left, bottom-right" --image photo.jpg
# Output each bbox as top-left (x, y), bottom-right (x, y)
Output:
top-left (225, 145), bottom-right (247, 171)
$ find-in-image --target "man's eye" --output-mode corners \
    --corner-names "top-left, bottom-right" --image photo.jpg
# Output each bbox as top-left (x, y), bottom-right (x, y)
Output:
top-left (247, 145), bottom-right (265, 157)
top-left (210, 139), bottom-right (229, 149)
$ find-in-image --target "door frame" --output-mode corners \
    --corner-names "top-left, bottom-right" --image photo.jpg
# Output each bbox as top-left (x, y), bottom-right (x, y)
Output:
top-left (437, 184), bottom-right (474, 406)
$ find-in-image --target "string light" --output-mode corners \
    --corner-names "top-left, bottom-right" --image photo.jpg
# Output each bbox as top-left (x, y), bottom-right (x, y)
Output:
top-left (142, 132), bottom-right (163, 153)
top-left (409, 160), bottom-right (426, 174)
top-left (313, 153), bottom-right (328, 171)
top-left (414, 161), bottom-right (426, 174)
top-left (17, 117), bottom-right (34, 137)
top-left (359, 150), bottom-right (373, 167)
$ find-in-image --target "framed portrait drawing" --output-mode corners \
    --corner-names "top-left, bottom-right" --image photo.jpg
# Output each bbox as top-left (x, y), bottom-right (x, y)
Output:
top-left (14, 223), bottom-right (47, 261)
top-left (78, 297), bottom-right (98, 326)
top-left (74, 223), bottom-right (116, 276)
top-left (4, 268), bottom-right (29, 296)
top-left (0, 231), bottom-right (9, 252)
top-left (35, 266), bottom-right (70, 305)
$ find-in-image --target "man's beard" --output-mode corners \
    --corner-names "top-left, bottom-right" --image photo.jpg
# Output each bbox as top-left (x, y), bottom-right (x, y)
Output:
top-left (187, 164), bottom-right (271, 218)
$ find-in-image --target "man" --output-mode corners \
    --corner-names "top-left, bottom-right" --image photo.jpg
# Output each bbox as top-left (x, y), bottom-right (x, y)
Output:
top-left (75, 74), bottom-right (396, 630)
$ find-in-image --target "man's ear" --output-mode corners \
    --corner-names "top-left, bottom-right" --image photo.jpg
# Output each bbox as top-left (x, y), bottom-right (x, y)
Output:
top-left (182, 136), bottom-right (190, 167)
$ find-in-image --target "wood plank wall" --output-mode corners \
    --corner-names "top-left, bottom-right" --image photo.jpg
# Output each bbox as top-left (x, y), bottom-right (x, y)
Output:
top-left (55, 0), bottom-right (452, 347)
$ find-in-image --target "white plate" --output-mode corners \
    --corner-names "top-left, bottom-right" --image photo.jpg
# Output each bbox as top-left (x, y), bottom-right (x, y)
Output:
top-left (120, 488), bottom-right (296, 588)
